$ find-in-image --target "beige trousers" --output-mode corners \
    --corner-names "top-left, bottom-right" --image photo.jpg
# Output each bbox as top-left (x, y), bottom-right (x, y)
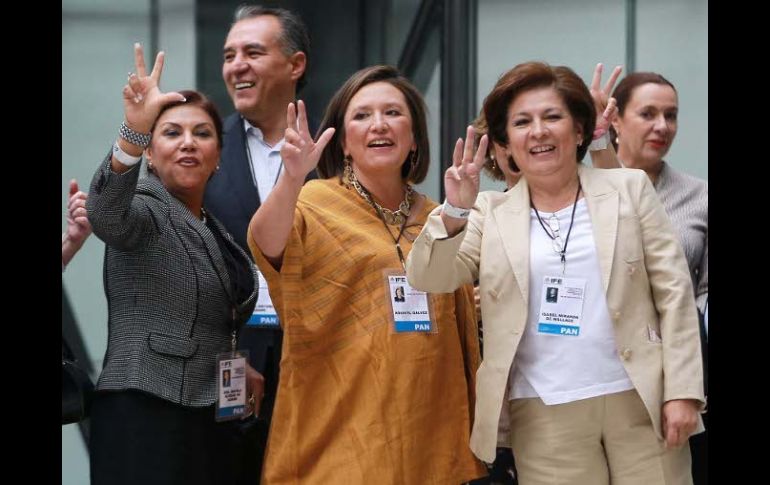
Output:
top-left (508, 389), bottom-right (693, 485)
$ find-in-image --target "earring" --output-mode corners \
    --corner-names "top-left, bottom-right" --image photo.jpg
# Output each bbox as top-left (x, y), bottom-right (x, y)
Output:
top-left (215, 165), bottom-right (220, 172)
top-left (147, 162), bottom-right (154, 171)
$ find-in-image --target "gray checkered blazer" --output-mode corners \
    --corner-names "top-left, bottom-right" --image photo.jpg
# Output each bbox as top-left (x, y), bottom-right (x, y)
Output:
top-left (87, 157), bottom-right (258, 407)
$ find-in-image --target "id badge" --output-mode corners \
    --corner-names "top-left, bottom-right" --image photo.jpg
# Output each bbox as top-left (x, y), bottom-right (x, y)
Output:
top-left (215, 350), bottom-right (249, 422)
top-left (246, 268), bottom-right (280, 327)
top-left (384, 270), bottom-right (435, 333)
top-left (537, 275), bottom-right (587, 337)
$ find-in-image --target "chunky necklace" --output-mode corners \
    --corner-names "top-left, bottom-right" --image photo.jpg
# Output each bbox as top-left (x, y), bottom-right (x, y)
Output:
top-left (345, 167), bottom-right (414, 225)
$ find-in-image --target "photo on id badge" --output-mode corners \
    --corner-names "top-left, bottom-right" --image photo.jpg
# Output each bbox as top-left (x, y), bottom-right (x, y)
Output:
top-left (546, 287), bottom-right (559, 303)
top-left (394, 286), bottom-right (406, 303)
top-left (222, 369), bottom-right (231, 388)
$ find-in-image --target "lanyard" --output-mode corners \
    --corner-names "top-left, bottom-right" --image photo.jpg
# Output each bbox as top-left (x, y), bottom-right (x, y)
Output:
top-left (356, 180), bottom-right (409, 270)
top-left (530, 181), bottom-right (581, 274)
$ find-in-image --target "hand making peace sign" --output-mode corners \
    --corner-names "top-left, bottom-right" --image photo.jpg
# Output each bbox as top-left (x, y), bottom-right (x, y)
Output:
top-left (590, 63), bottom-right (623, 139)
top-left (280, 100), bottom-right (335, 182)
top-left (122, 43), bottom-right (186, 135)
top-left (444, 125), bottom-right (489, 210)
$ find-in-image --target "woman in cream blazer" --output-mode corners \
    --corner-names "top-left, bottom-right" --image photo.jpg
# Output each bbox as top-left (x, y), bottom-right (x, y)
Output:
top-left (407, 62), bottom-right (704, 485)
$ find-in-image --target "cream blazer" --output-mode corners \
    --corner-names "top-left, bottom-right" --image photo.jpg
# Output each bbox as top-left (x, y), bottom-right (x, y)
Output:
top-left (406, 166), bottom-right (705, 462)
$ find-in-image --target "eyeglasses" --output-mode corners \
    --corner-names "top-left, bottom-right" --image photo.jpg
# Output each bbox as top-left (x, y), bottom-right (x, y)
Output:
top-left (546, 213), bottom-right (564, 255)
top-left (530, 181), bottom-right (582, 273)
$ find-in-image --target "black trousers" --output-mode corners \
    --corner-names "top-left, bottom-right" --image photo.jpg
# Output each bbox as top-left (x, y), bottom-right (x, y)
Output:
top-left (690, 412), bottom-right (708, 485)
top-left (89, 390), bottom-right (245, 485)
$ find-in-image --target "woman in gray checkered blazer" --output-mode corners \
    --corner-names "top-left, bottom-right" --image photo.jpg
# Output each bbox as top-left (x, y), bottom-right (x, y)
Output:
top-left (85, 44), bottom-right (259, 485)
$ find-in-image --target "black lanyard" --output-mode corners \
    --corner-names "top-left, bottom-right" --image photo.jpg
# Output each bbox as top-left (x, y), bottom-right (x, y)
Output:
top-left (356, 180), bottom-right (409, 271)
top-left (530, 181), bottom-right (581, 273)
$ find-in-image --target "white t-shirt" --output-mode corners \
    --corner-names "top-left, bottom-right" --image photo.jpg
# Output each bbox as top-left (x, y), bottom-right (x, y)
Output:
top-left (509, 198), bottom-right (634, 405)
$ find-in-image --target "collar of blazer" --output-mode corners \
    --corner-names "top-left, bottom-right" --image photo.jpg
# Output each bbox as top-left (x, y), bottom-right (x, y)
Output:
top-left (490, 165), bottom-right (620, 302)
top-left (144, 175), bottom-right (258, 313)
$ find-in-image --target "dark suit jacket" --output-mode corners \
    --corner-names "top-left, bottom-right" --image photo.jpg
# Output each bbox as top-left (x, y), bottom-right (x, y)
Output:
top-left (88, 157), bottom-right (258, 406)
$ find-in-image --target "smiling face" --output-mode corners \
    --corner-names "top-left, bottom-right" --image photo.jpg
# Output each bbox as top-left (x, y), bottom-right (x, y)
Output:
top-left (342, 81), bottom-right (416, 180)
top-left (504, 86), bottom-right (583, 179)
top-left (145, 105), bottom-right (220, 202)
top-left (612, 82), bottom-right (678, 171)
top-left (222, 15), bottom-right (304, 124)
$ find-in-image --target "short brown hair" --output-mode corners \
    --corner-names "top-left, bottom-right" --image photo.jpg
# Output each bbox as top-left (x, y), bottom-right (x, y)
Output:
top-left (610, 72), bottom-right (677, 149)
top-left (152, 89), bottom-right (224, 148)
top-left (482, 62), bottom-right (595, 165)
top-left (315, 65), bottom-right (430, 184)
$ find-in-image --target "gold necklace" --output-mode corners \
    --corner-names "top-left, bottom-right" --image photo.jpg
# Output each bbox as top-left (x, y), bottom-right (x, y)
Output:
top-left (345, 166), bottom-right (414, 225)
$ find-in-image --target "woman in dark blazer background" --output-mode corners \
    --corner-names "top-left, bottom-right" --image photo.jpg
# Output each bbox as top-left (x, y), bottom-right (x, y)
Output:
top-left (86, 44), bottom-right (259, 485)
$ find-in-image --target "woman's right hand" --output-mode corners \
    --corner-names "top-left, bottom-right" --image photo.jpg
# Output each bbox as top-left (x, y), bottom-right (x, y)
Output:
top-left (122, 43), bottom-right (185, 134)
top-left (280, 100), bottom-right (335, 183)
top-left (444, 125), bottom-right (488, 209)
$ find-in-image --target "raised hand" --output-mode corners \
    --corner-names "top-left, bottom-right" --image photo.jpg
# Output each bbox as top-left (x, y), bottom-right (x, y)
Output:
top-left (590, 63), bottom-right (623, 138)
top-left (122, 43), bottom-right (186, 134)
top-left (280, 100), bottom-right (335, 182)
top-left (62, 178), bottom-right (92, 268)
top-left (444, 125), bottom-right (488, 209)
top-left (66, 179), bottom-right (92, 246)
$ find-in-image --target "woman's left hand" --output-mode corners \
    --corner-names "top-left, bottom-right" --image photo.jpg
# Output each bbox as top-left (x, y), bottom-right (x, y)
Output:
top-left (66, 179), bottom-right (92, 245)
top-left (444, 125), bottom-right (489, 209)
top-left (280, 100), bottom-right (335, 183)
top-left (589, 63), bottom-right (623, 139)
top-left (661, 399), bottom-right (700, 448)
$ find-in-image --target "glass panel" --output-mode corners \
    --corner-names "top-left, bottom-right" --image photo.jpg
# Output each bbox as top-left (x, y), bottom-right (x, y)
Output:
top-left (62, 0), bottom-right (153, 390)
top-left (62, 2), bottom-right (166, 482)
top-left (476, 0), bottom-right (625, 192)
top-left (637, 0), bottom-right (707, 180)
top-left (385, 0), bottom-right (424, 64)
top-left (414, 60), bottom-right (442, 203)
